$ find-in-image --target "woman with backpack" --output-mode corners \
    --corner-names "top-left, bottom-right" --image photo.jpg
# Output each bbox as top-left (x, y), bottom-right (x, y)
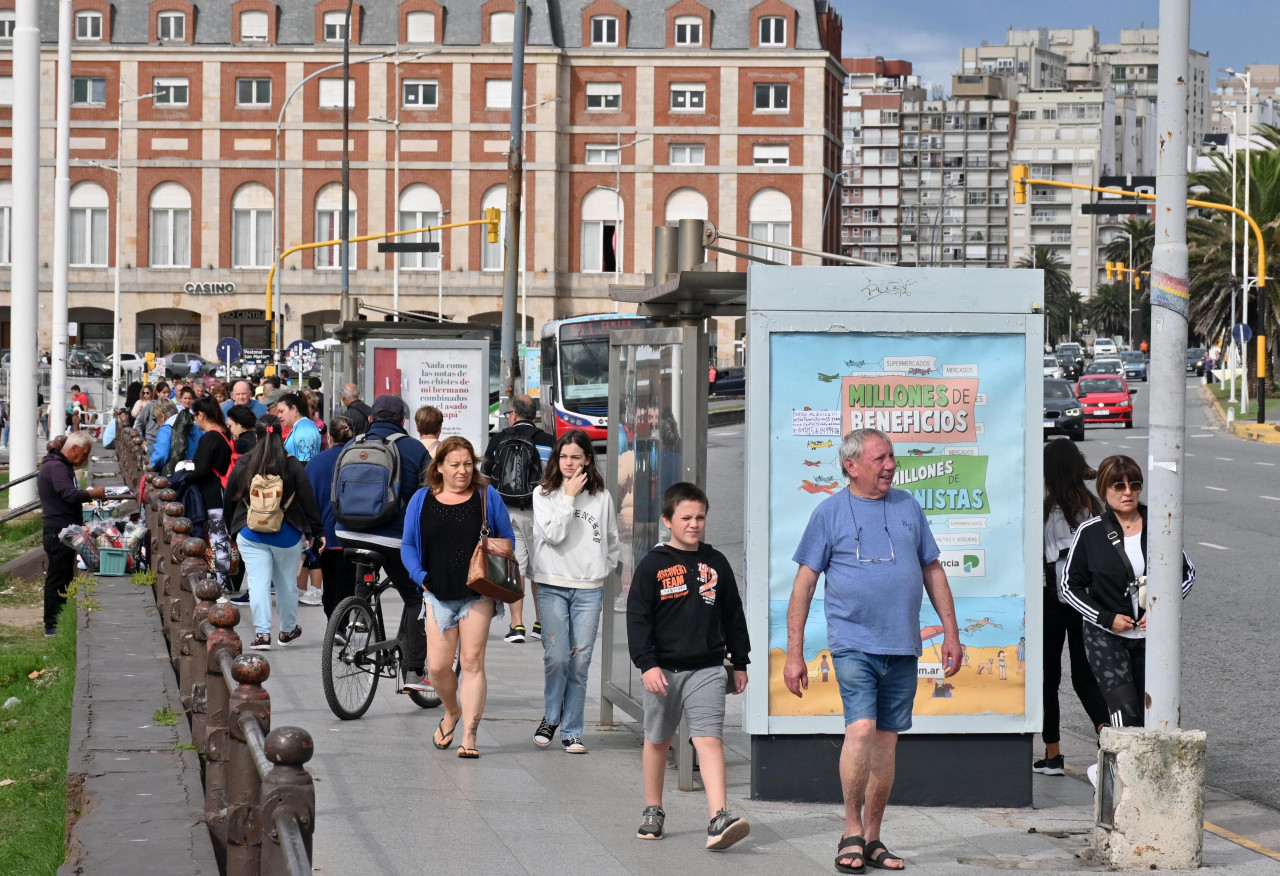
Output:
top-left (401, 435), bottom-right (516, 758)
top-left (225, 413), bottom-right (324, 651)
top-left (189, 397), bottom-right (236, 587)
top-left (529, 429), bottom-right (620, 754)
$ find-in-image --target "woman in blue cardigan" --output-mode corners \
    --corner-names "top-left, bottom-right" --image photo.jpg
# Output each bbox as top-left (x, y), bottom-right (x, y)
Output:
top-left (402, 435), bottom-right (515, 758)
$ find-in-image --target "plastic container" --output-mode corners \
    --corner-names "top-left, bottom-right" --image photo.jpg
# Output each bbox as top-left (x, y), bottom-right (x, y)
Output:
top-left (98, 548), bottom-right (130, 577)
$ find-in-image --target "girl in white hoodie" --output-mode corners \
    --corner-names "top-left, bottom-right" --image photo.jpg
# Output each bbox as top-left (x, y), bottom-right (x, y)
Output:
top-left (530, 429), bottom-right (620, 753)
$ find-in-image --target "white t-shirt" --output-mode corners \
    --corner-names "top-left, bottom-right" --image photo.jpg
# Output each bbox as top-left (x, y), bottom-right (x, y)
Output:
top-left (1118, 533), bottom-right (1146, 639)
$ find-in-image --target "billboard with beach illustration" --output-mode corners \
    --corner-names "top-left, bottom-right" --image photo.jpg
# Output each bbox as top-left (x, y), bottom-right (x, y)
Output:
top-left (761, 332), bottom-right (1032, 731)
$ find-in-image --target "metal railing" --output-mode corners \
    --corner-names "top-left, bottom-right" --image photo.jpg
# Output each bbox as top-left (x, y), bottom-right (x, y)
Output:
top-left (0, 470), bottom-right (41, 526)
top-left (115, 426), bottom-right (316, 876)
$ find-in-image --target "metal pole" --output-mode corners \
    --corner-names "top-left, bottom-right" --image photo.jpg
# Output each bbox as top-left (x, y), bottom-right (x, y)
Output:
top-left (820, 169), bottom-right (852, 259)
top-left (392, 58), bottom-right (401, 322)
top-left (1145, 0), bottom-right (1190, 732)
top-left (10, 0), bottom-right (40, 501)
top-left (1241, 70), bottom-right (1251, 414)
top-left (337, 0), bottom-right (353, 361)
top-left (1127, 233), bottom-right (1133, 348)
top-left (615, 132), bottom-right (623, 286)
top-left (499, 0), bottom-right (527, 409)
top-left (438, 210), bottom-right (449, 320)
top-left (1228, 113), bottom-right (1238, 401)
top-left (52, 0), bottom-right (71, 418)
top-left (112, 105), bottom-right (124, 412)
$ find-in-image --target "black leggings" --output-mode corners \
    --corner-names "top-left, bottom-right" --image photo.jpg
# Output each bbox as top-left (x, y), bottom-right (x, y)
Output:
top-left (1042, 584), bottom-right (1111, 742)
top-left (1081, 622), bottom-right (1146, 727)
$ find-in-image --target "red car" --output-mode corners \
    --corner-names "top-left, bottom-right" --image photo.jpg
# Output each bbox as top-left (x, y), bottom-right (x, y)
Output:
top-left (1075, 375), bottom-right (1136, 428)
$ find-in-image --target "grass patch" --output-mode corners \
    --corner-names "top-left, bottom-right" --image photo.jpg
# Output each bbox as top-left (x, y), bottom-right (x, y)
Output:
top-left (0, 517), bottom-right (43, 570)
top-left (0, 603), bottom-right (76, 874)
top-left (131, 571), bottom-right (156, 588)
top-left (1208, 380), bottom-right (1280, 422)
top-left (152, 706), bottom-right (180, 726)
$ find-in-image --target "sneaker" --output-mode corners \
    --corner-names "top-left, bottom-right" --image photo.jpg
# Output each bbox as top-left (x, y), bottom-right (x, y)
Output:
top-left (504, 625), bottom-right (526, 643)
top-left (45, 626), bottom-right (57, 637)
top-left (230, 591), bottom-right (252, 605)
top-left (399, 670), bottom-right (430, 693)
top-left (530, 622), bottom-right (542, 640)
top-left (533, 718), bottom-right (559, 749)
top-left (249, 633), bottom-right (272, 651)
top-left (298, 588), bottom-right (324, 606)
top-left (562, 736), bottom-right (587, 754)
top-left (1087, 762), bottom-right (1099, 788)
top-left (636, 805), bottom-right (665, 840)
top-left (333, 631), bottom-right (348, 647)
top-left (705, 809), bottom-right (750, 851)
top-left (1033, 754), bottom-right (1065, 776)
top-left (277, 626), bottom-right (302, 646)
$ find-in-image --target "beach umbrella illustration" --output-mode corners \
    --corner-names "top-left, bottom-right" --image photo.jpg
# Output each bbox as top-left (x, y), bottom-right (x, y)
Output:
top-left (920, 625), bottom-right (945, 662)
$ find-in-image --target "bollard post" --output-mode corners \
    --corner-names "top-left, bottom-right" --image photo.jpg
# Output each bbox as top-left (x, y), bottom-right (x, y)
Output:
top-left (159, 507), bottom-right (188, 636)
top-left (227, 653), bottom-right (272, 874)
top-left (204, 600), bottom-right (243, 868)
top-left (169, 537), bottom-right (202, 665)
top-left (260, 727), bottom-right (316, 875)
top-left (187, 578), bottom-right (222, 743)
top-left (175, 555), bottom-right (206, 688)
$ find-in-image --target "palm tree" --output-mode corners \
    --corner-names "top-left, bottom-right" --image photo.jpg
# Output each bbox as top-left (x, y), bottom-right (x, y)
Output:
top-left (1188, 124), bottom-right (1280, 381)
top-left (1103, 218), bottom-right (1155, 274)
top-left (1085, 283), bottom-right (1130, 337)
top-left (1015, 246), bottom-right (1073, 342)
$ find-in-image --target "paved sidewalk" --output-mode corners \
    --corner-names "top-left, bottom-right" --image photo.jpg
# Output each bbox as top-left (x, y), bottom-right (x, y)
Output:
top-left (235, 589), bottom-right (1280, 876)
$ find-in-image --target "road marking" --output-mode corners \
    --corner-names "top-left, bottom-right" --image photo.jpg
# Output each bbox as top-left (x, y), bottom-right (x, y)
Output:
top-left (1192, 434), bottom-right (1214, 438)
top-left (1258, 462), bottom-right (1277, 467)
top-left (1204, 821), bottom-right (1280, 863)
top-left (1216, 457), bottom-right (1234, 461)
top-left (1205, 486), bottom-right (1228, 492)
top-left (1262, 496), bottom-right (1280, 502)
top-left (1198, 542), bottom-right (1228, 550)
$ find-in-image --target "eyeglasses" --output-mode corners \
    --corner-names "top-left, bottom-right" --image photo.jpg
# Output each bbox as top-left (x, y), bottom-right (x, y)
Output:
top-left (847, 492), bottom-right (896, 564)
top-left (1109, 480), bottom-right (1143, 493)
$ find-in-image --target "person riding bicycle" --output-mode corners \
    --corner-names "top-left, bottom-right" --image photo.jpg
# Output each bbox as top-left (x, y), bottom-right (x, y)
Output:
top-left (333, 395), bottom-right (430, 694)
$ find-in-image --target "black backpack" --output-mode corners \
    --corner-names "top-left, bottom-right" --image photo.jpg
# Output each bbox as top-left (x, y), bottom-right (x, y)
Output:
top-left (332, 433), bottom-right (405, 529)
top-left (490, 431), bottom-right (545, 502)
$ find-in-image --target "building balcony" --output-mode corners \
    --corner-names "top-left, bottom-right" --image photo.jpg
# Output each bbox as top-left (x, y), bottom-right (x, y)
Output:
top-left (1031, 212), bottom-right (1072, 225)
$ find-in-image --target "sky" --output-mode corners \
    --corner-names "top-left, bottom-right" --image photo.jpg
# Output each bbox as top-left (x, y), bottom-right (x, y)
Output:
top-left (831, 0), bottom-right (1274, 95)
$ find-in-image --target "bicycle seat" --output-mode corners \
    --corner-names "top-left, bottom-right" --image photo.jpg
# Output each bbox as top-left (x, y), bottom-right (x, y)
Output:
top-left (344, 548), bottom-right (387, 567)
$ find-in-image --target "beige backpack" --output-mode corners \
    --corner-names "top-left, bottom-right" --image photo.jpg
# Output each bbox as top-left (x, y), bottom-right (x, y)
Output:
top-left (245, 473), bottom-right (294, 533)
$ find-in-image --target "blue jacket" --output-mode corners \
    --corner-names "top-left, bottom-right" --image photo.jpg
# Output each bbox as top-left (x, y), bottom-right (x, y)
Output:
top-left (222, 398), bottom-right (268, 418)
top-left (305, 442), bottom-right (345, 550)
top-left (284, 416), bottom-right (322, 462)
top-left (400, 484), bottom-right (514, 590)
top-left (333, 420), bottom-right (427, 546)
top-left (150, 414), bottom-right (204, 470)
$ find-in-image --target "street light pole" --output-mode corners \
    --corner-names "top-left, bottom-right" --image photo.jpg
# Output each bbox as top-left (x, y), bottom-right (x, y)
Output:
top-left (1117, 230), bottom-right (1134, 348)
top-left (51, 0), bottom-right (72, 421)
top-left (1223, 67), bottom-right (1252, 412)
top-left (111, 91), bottom-right (156, 398)
top-left (612, 134), bottom-right (649, 285)
top-left (499, 0), bottom-right (528, 412)
top-left (338, 0), bottom-right (353, 360)
top-left (820, 168), bottom-right (855, 260)
top-left (1224, 109), bottom-right (1238, 402)
top-left (437, 209), bottom-right (449, 321)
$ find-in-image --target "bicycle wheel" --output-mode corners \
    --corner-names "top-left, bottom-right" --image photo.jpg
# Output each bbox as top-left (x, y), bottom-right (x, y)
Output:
top-left (409, 686), bottom-right (442, 709)
top-left (322, 596), bottom-right (380, 720)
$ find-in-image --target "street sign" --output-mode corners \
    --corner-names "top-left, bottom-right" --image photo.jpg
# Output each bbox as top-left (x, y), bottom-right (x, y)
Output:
top-left (286, 339), bottom-right (317, 374)
top-left (216, 336), bottom-right (244, 363)
top-left (1232, 323), bottom-right (1252, 345)
top-left (376, 241), bottom-right (440, 253)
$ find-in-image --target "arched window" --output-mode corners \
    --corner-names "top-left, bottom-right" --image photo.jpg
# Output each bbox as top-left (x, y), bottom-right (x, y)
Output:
top-left (480, 185), bottom-right (506, 271)
top-left (149, 182), bottom-right (191, 267)
top-left (0, 180), bottom-right (11, 265)
top-left (70, 182), bottom-right (109, 266)
top-left (315, 183), bottom-right (357, 269)
top-left (581, 187), bottom-right (620, 273)
top-left (231, 183), bottom-right (273, 268)
top-left (398, 184), bottom-right (442, 270)
top-left (759, 15), bottom-right (786, 46)
top-left (664, 188), bottom-right (708, 224)
top-left (489, 11), bottom-right (514, 43)
top-left (748, 188), bottom-right (791, 265)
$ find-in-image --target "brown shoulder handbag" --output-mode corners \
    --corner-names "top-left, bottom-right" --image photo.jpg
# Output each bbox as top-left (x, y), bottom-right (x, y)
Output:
top-left (467, 487), bottom-right (524, 604)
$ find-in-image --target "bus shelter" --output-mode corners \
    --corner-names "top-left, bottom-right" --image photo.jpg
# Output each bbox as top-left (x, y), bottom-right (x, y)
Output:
top-left (744, 265), bottom-right (1044, 806)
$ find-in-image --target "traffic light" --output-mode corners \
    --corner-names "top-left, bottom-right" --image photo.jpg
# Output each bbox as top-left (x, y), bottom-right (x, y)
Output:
top-left (144, 352), bottom-right (156, 385)
top-left (1105, 262), bottom-right (1116, 281)
top-left (485, 207), bottom-right (501, 244)
top-left (1012, 165), bottom-right (1028, 204)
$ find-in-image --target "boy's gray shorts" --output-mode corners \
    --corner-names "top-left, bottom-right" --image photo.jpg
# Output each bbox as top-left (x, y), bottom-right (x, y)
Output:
top-left (642, 665), bottom-right (727, 744)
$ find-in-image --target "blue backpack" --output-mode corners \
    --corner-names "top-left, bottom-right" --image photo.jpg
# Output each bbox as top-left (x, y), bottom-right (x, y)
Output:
top-left (331, 433), bottom-right (405, 530)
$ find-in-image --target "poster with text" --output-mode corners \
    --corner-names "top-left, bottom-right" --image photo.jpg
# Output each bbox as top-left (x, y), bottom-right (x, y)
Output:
top-left (370, 343), bottom-right (488, 452)
top-left (767, 333), bottom-right (1027, 722)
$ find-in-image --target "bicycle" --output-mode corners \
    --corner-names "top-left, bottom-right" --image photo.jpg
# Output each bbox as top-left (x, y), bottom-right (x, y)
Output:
top-left (321, 548), bottom-right (442, 720)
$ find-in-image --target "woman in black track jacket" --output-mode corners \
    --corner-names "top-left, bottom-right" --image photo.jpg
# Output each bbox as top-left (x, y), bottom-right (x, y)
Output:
top-left (1059, 455), bottom-right (1194, 729)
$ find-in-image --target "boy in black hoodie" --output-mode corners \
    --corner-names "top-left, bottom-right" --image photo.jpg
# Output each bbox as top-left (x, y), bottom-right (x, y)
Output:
top-left (627, 482), bottom-right (751, 851)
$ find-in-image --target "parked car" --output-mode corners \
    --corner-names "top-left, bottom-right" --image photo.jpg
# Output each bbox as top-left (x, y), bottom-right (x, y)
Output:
top-left (106, 352), bottom-right (146, 375)
top-left (1119, 350), bottom-right (1148, 382)
top-left (1043, 379), bottom-right (1085, 441)
top-left (1054, 351), bottom-right (1081, 380)
top-left (1075, 375), bottom-right (1137, 429)
top-left (1185, 347), bottom-right (1207, 376)
top-left (1084, 358), bottom-right (1124, 376)
top-left (1042, 356), bottom-right (1064, 380)
top-left (1092, 338), bottom-right (1118, 358)
top-left (164, 351), bottom-right (206, 379)
top-left (67, 347), bottom-right (109, 376)
top-left (710, 366), bottom-right (745, 397)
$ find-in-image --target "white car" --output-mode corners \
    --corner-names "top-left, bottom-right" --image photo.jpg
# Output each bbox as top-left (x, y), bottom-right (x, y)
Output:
top-left (1043, 356), bottom-right (1064, 379)
top-left (107, 352), bottom-right (146, 374)
top-left (1092, 339), bottom-right (1118, 358)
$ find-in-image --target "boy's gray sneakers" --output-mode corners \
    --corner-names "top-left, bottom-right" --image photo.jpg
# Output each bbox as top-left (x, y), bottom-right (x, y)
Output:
top-left (706, 809), bottom-right (749, 850)
top-left (636, 806), bottom-right (665, 840)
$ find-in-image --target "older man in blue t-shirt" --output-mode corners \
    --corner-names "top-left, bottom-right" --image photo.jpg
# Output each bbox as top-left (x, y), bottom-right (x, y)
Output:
top-left (784, 428), bottom-right (961, 873)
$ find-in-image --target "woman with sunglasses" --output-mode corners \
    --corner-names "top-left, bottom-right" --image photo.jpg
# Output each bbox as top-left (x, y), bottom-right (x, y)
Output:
top-left (1060, 455), bottom-right (1194, 742)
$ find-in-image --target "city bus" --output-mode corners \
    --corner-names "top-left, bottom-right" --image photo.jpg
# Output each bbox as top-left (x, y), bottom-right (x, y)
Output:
top-left (540, 314), bottom-right (651, 445)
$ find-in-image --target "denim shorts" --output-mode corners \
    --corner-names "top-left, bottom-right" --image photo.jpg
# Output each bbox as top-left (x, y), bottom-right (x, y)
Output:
top-left (832, 649), bottom-right (918, 732)
top-left (425, 592), bottom-right (504, 633)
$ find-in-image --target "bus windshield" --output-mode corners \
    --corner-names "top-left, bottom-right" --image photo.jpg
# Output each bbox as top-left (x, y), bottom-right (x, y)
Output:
top-left (560, 339), bottom-right (609, 400)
